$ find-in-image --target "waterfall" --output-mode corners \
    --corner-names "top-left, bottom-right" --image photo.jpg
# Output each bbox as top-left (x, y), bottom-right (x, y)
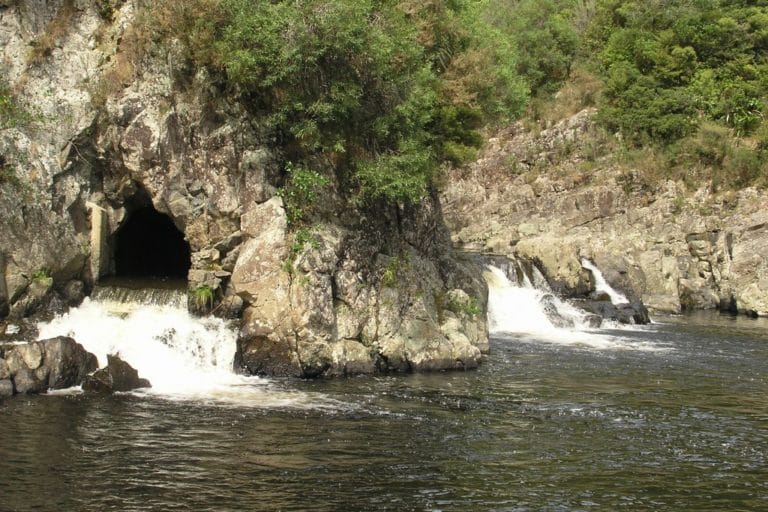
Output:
top-left (37, 283), bottom-right (243, 397)
top-left (36, 284), bottom-right (351, 408)
top-left (484, 264), bottom-right (662, 351)
top-left (484, 265), bottom-right (592, 335)
top-left (580, 259), bottom-right (629, 305)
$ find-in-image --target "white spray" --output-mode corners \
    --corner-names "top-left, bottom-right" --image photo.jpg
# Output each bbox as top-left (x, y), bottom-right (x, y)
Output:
top-left (36, 286), bottom-right (343, 407)
top-left (484, 265), bottom-right (663, 351)
top-left (581, 258), bottom-right (629, 305)
top-left (484, 265), bottom-right (592, 335)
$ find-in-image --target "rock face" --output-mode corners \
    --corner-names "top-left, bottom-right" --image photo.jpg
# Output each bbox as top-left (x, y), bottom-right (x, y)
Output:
top-left (0, 2), bottom-right (488, 377)
top-left (442, 109), bottom-right (768, 317)
top-left (0, 337), bottom-right (98, 395)
top-left (233, 195), bottom-right (488, 377)
top-left (82, 354), bottom-right (151, 393)
top-left (579, 300), bottom-right (651, 325)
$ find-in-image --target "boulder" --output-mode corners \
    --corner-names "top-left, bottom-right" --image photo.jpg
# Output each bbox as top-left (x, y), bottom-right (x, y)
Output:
top-left (0, 357), bottom-right (9, 379)
top-left (329, 339), bottom-right (376, 376)
top-left (8, 279), bottom-right (53, 319)
top-left (541, 293), bottom-right (575, 328)
top-left (0, 379), bottom-right (12, 397)
top-left (234, 332), bottom-right (302, 377)
top-left (12, 368), bottom-right (46, 394)
top-left (617, 302), bottom-right (651, 324)
top-left (0, 337), bottom-right (97, 395)
top-left (580, 300), bottom-right (650, 325)
top-left (583, 313), bottom-right (603, 328)
top-left (42, 337), bottom-right (99, 390)
top-left (82, 355), bottom-right (151, 393)
top-left (679, 278), bottom-right (720, 311)
top-left (61, 280), bottom-right (86, 307)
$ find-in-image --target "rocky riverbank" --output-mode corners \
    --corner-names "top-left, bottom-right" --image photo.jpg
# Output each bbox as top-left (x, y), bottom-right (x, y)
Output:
top-left (0, 1), bottom-right (487, 378)
top-left (441, 109), bottom-right (768, 317)
top-left (0, 337), bottom-right (96, 396)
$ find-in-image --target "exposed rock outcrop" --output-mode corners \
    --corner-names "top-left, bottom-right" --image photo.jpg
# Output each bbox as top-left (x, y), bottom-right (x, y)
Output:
top-left (0, 336), bottom-right (98, 395)
top-left (0, 1), bottom-right (488, 378)
top-left (579, 300), bottom-right (651, 325)
top-left (82, 354), bottom-right (150, 393)
top-left (442, 109), bottom-right (768, 317)
top-left (233, 195), bottom-right (488, 376)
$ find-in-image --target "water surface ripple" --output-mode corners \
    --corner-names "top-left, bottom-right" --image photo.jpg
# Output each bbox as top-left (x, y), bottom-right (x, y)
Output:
top-left (1, 312), bottom-right (767, 511)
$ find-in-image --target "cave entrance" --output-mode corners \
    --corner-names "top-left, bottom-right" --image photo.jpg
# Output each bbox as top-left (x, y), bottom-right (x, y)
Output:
top-left (113, 207), bottom-right (191, 280)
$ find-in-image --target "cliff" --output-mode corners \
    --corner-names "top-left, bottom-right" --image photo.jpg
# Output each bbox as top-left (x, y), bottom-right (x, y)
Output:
top-left (442, 109), bottom-right (768, 317)
top-left (0, 0), bottom-right (488, 376)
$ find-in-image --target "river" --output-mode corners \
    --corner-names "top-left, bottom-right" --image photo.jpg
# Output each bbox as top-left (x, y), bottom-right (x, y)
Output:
top-left (1, 311), bottom-right (767, 511)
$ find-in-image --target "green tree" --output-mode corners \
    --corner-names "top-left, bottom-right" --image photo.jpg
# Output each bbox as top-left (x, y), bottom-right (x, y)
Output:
top-left (147, 0), bottom-right (529, 204)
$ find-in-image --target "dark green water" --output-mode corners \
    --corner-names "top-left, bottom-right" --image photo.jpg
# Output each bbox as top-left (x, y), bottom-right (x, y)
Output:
top-left (1, 313), bottom-right (767, 511)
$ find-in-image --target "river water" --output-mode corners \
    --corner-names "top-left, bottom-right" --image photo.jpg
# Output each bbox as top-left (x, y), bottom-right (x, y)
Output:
top-left (1, 309), bottom-right (767, 511)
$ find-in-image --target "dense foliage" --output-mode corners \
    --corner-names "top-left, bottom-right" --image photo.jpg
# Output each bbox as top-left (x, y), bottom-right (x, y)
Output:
top-left (484, 0), bottom-right (768, 188)
top-left (590, 0), bottom-right (768, 142)
top-left (142, 0), bottom-right (768, 200)
top-left (587, 0), bottom-right (768, 187)
top-left (485, 0), bottom-right (581, 95)
top-left (148, 0), bottom-right (527, 204)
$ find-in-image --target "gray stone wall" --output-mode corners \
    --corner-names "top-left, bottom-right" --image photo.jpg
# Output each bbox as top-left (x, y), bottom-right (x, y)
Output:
top-left (442, 110), bottom-right (768, 317)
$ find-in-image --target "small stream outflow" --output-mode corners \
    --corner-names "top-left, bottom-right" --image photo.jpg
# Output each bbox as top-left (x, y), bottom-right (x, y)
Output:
top-left (37, 284), bottom-right (241, 395)
top-left (580, 258), bottom-right (629, 305)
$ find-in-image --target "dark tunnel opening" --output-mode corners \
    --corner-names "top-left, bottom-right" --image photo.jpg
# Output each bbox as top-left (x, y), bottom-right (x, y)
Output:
top-left (113, 207), bottom-right (191, 279)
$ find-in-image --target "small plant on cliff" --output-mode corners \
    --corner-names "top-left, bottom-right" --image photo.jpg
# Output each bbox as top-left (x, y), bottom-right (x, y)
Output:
top-left (278, 163), bottom-right (330, 226)
top-left (381, 253), bottom-right (409, 288)
top-left (0, 79), bottom-right (33, 130)
top-left (31, 268), bottom-right (52, 285)
top-left (283, 226), bottom-right (320, 276)
top-left (447, 295), bottom-right (482, 318)
top-left (192, 285), bottom-right (215, 311)
top-left (26, 0), bottom-right (77, 66)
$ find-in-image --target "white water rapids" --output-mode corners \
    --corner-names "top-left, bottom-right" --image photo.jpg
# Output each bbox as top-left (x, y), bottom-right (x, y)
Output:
top-left (580, 258), bottom-right (629, 305)
top-left (36, 285), bottom-right (336, 407)
top-left (34, 262), bottom-right (662, 403)
top-left (484, 265), bottom-right (664, 351)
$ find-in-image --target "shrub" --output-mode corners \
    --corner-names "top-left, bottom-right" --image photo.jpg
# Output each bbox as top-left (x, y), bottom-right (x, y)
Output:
top-left (381, 253), bottom-right (409, 288)
top-left (192, 285), bottom-right (215, 311)
top-left (591, 0), bottom-right (768, 148)
top-left (31, 269), bottom-right (52, 285)
top-left (144, 0), bottom-right (529, 204)
top-left (447, 295), bottom-right (481, 317)
top-left (283, 226), bottom-right (320, 275)
top-left (488, 0), bottom-right (580, 95)
top-left (277, 163), bottom-right (330, 226)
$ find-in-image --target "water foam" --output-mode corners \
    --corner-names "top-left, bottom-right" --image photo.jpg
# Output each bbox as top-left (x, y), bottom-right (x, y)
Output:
top-left (36, 286), bottom-right (343, 408)
top-left (38, 297), bottom-right (239, 394)
top-left (484, 265), bottom-right (665, 352)
top-left (581, 259), bottom-right (629, 305)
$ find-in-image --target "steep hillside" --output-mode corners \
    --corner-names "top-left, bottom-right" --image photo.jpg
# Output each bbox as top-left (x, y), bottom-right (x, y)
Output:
top-left (442, 109), bottom-right (768, 317)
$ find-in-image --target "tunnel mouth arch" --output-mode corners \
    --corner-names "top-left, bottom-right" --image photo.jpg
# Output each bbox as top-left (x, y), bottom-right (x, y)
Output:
top-left (112, 206), bottom-right (191, 280)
